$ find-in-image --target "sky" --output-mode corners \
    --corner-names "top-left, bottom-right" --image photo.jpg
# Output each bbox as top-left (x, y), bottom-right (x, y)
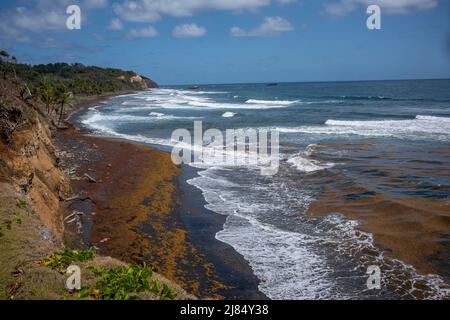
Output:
top-left (0, 0), bottom-right (449, 85)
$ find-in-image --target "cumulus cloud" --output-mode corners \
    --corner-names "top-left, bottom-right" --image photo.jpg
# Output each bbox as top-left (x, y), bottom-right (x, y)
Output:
top-left (126, 25), bottom-right (159, 39)
top-left (324, 0), bottom-right (438, 16)
top-left (0, 0), bottom-right (108, 40)
top-left (113, 0), bottom-right (294, 22)
top-left (172, 23), bottom-right (207, 38)
top-left (231, 16), bottom-right (294, 37)
top-left (108, 18), bottom-right (124, 31)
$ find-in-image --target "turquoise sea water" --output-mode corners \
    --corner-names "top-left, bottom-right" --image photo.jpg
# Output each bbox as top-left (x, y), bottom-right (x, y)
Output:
top-left (82, 80), bottom-right (450, 299)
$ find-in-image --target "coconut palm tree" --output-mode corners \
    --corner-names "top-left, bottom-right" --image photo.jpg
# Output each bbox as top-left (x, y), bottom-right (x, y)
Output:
top-left (38, 85), bottom-right (55, 115)
top-left (54, 85), bottom-right (74, 125)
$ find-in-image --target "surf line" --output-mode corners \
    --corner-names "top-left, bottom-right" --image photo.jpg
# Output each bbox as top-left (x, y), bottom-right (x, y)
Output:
top-left (170, 120), bottom-right (280, 176)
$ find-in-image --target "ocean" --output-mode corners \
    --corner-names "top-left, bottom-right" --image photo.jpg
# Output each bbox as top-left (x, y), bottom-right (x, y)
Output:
top-left (81, 79), bottom-right (450, 299)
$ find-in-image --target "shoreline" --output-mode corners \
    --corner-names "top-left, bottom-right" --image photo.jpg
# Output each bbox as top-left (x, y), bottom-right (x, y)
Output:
top-left (57, 92), bottom-right (267, 299)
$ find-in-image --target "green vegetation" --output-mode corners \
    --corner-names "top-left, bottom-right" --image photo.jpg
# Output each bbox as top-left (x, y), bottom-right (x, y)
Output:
top-left (80, 264), bottom-right (152, 300)
top-left (16, 199), bottom-right (27, 209)
top-left (78, 264), bottom-right (177, 300)
top-left (1, 49), bottom-right (156, 142)
top-left (42, 250), bottom-right (178, 300)
top-left (0, 213), bottom-right (22, 238)
top-left (0, 50), bottom-right (17, 79)
top-left (12, 61), bottom-right (151, 95)
top-left (43, 249), bottom-right (96, 273)
top-left (153, 281), bottom-right (178, 300)
top-left (14, 213), bottom-right (22, 224)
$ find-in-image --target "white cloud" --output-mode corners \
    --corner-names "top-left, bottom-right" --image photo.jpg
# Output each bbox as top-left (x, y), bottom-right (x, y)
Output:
top-left (172, 23), bottom-right (207, 38)
top-left (231, 16), bottom-right (294, 37)
top-left (0, 0), bottom-right (108, 40)
top-left (7, 6), bottom-right (66, 32)
top-left (113, 0), bottom-right (295, 22)
top-left (126, 25), bottom-right (159, 39)
top-left (108, 18), bottom-right (124, 31)
top-left (324, 0), bottom-right (438, 16)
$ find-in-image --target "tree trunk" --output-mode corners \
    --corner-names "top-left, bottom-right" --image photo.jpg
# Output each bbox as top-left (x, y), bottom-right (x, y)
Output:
top-left (58, 103), bottom-right (64, 125)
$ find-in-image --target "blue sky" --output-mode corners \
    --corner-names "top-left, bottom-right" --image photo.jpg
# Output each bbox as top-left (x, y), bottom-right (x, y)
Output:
top-left (0, 0), bottom-right (449, 85)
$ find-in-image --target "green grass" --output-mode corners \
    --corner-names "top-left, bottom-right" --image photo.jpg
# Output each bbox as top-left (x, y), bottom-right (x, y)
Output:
top-left (16, 199), bottom-right (27, 209)
top-left (43, 249), bottom-right (96, 273)
top-left (14, 213), bottom-right (22, 224)
top-left (0, 213), bottom-right (22, 238)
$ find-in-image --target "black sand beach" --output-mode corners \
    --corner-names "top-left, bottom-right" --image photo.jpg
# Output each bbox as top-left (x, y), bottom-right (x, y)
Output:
top-left (60, 94), bottom-right (267, 299)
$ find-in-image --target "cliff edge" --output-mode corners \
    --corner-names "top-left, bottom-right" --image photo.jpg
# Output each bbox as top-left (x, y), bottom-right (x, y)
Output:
top-left (0, 56), bottom-right (192, 300)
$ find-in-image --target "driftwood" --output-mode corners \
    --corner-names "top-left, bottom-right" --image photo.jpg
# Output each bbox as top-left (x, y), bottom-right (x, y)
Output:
top-left (64, 211), bottom-right (84, 222)
top-left (83, 173), bottom-right (97, 183)
top-left (64, 194), bottom-right (79, 202)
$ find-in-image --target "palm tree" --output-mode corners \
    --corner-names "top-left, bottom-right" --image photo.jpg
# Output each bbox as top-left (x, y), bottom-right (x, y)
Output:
top-left (38, 85), bottom-right (55, 115)
top-left (55, 87), bottom-right (74, 125)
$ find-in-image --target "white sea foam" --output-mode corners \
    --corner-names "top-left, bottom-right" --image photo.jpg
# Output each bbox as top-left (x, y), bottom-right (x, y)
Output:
top-left (264, 115), bottom-right (450, 140)
top-left (187, 170), bottom-right (336, 299)
top-left (184, 90), bottom-right (227, 95)
top-left (415, 115), bottom-right (450, 121)
top-left (216, 214), bottom-right (335, 299)
top-left (186, 100), bottom-right (289, 109)
top-left (222, 112), bottom-right (237, 118)
top-left (80, 119), bottom-right (172, 147)
top-left (149, 112), bottom-right (165, 117)
top-left (245, 99), bottom-right (300, 105)
top-left (286, 154), bottom-right (333, 173)
top-left (120, 90), bottom-right (294, 110)
top-left (113, 93), bottom-right (141, 98)
top-left (83, 112), bottom-right (199, 123)
top-left (84, 114), bottom-right (152, 123)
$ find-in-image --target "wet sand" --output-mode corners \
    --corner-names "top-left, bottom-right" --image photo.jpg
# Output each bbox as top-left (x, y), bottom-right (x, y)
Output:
top-left (176, 164), bottom-right (267, 299)
top-left (55, 94), bottom-right (266, 299)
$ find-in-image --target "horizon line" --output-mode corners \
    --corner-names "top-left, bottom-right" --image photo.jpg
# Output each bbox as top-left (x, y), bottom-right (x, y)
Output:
top-left (161, 78), bottom-right (450, 87)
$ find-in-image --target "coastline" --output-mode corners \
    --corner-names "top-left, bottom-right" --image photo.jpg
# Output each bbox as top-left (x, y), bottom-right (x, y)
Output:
top-left (57, 92), bottom-right (267, 299)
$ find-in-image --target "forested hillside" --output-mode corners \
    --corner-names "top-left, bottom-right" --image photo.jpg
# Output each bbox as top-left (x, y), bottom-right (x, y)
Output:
top-left (1, 50), bottom-right (157, 96)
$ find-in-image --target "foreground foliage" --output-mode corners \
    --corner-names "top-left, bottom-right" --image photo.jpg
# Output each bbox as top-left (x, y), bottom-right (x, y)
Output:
top-left (79, 264), bottom-right (177, 300)
top-left (43, 249), bottom-right (96, 273)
